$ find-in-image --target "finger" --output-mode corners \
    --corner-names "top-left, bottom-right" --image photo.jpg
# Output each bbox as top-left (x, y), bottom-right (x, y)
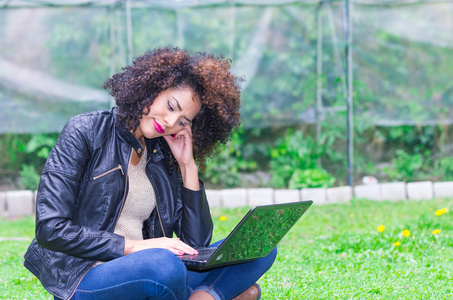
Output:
top-left (175, 248), bottom-right (199, 255)
top-left (163, 134), bottom-right (175, 144)
top-left (167, 248), bottom-right (185, 255)
top-left (163, 135), bottom-right (185, 149)
top-left (184, 124), bottom-right (193, 135)
top-left (171, 240), bottom-right (198, 255)
top-left (147, 238), bottom-right (188, 255)
top-left (173, 129), bottom-right (190, 140)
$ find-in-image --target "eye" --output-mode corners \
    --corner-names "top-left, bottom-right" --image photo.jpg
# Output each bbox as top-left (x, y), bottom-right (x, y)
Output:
top-left (167, 101), bottom-right (174, 112)
top-left (178, 120), bottom-right (187, 127)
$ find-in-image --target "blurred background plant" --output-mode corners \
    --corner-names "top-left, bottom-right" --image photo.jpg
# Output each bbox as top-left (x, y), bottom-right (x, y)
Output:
top-left (269, 128), bottom-right (334, 188)
top-left (0, 133), bottom-right (57, 191)
top-left (383, 149), bottom-right (428, 182)
top-left (432, 157), bottom-right (453, 182)
top-left (201, 126), bottom-right (258, 188)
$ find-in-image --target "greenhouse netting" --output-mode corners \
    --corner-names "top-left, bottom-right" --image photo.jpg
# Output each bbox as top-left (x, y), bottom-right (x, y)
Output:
top-left (1, 0), bottom-right (452, 188)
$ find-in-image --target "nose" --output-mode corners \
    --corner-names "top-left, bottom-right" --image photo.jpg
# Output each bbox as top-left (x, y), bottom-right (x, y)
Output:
top-left (163, 114), bottom-right (179, 129)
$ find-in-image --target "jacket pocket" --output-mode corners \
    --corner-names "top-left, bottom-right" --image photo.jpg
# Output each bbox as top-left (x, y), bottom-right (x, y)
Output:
top-left (24, 239), bottom-right (45, 277)
top-left (92, 164), bottom-right (124, 181)
top-left (43, 250), bottom-right (75, 285)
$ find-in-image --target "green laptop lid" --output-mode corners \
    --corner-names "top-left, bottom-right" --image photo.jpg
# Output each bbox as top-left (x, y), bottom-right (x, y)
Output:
top-left (206, 201), bottom-right (313, 267)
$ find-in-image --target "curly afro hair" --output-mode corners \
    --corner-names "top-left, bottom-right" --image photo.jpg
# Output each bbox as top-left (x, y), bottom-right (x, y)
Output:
top-left (103, 46), bottom-right (243, 171)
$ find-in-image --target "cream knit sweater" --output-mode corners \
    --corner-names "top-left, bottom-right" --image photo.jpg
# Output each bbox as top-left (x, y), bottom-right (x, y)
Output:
top-left (114, 147), bottom-right (156, 240)
top-left (95, 147), bottom-right (155, 266)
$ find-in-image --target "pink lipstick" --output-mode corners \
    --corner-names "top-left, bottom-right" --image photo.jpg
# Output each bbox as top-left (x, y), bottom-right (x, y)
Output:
top-left (154, 121), bottom-right (165, 133)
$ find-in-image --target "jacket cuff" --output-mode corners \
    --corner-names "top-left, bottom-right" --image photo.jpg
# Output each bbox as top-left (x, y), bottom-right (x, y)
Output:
top-left (112, 235), bottom-right (126, 259)
top-left (181, 180), bottom-right (204, 200)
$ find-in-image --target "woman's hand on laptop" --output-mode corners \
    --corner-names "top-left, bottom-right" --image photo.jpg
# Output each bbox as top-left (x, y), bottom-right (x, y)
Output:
top-left (124, 237), bottom-right (199, 256)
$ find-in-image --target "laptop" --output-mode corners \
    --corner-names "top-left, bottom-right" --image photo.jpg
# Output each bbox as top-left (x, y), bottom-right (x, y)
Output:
top-left (178, 201), bottom-right (313, 271)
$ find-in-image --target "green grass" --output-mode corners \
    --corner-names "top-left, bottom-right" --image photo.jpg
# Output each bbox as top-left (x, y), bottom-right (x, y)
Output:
top-left (1, 198), bottom-right (453, 299)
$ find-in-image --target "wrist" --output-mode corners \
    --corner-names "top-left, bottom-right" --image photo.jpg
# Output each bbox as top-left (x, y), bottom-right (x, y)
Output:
top-left (180, 163), bottom-right (200, 190)
top-left (180, 161), bottom-right (197, 174)
top-left (124, 239), bottom-right (135, 255)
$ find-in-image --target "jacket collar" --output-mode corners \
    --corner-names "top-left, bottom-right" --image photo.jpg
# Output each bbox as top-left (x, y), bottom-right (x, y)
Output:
top-left (113, 107), bottom-right (164, 162)
top-left (146, 139), bottom-right (165, 163)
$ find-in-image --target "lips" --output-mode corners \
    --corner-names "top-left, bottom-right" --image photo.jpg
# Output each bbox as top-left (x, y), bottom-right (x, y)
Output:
top-left (154, 120), bottom-right (165, 133)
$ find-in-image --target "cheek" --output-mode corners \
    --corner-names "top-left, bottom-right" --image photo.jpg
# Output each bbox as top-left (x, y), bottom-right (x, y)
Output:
top-left (140, 118), bottom-right (154, 133)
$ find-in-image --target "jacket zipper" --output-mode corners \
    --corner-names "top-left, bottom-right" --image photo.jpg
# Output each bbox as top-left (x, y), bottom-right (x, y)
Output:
top-left (69, 158), bottom-right (132, 299)
top-left (146, 156), bottom-right (166, 237)
top-left (92, 164), bottom-right (124, 180)
top-left (70, 156), bottom-right (130, 299)
top-left (68, 263), bottom-right (95, 299)
top-left (115, 151), bottom-right (132, 224)
top-left (154, 192), bottom-right (166, 237)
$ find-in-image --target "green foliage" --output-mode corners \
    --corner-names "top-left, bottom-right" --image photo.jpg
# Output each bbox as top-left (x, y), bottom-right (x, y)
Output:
top-left (269, 128), bottom-right (333, 188)
top-left (350, 124), bottom-right (452, 184)
top-left (318, 114), bottom-right (349, 183)
top-left (18, 134), bottom-right (57, 189)
top-left (0, 134), bottom-right (26, 175)
top-left (20, 165), bottom-right (41, 191)
top-left (383, 149), bottom-right (430, 182)
top-left (433, 157), bottom-right (453, 181)
top-left (387, 125), bottom-right (437, 155)
top-left (201, 126), bottom-right (257, 188)
top-left (288, 168), bottom-right (335, 189)
top-left (0, 133), bottom-right (57, 190)
top-left (23, 134), bottom-right (58, 159)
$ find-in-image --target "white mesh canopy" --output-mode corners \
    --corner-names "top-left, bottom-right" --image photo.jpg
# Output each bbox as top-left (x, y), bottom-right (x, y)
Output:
top-left (1, 0), bottom-right (452, 133)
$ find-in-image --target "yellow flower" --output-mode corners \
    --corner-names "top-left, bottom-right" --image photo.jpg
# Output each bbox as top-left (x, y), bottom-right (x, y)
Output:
top-left (435, 209), bottom-right (444, 216)
top-left (377, 225), bottom-right (385, 233)
top-left (432, 229), bottom-right (440, 235)
top-left (219, 216), bottom-right (227, 221)
top-left (394, 241), bottom-right (401, 246)
top-left (402, 229), bottom-right (410, 237)
top-left (441, 208), bottom-right (448, 214)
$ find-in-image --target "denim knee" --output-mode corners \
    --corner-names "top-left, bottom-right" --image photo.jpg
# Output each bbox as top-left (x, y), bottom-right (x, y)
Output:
top-left (134, 248), bottom-right (187, 288)
top-left (264, 246), bottom-right (278, 270)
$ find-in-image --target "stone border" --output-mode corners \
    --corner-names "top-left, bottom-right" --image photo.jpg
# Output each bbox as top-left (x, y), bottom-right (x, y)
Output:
top-left (1, 181), bottom-right (452, 217)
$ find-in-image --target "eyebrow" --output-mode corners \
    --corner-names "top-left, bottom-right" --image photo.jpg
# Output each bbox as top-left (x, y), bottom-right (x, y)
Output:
top-left (172, 96), bottom-right (193, 123)
top-left (172, 96), bottom-right (182, 111)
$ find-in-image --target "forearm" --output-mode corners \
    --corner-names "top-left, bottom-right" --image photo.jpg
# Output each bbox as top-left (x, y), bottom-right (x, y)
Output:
top-left (179, 162), bottom-right (200, 191)
top-left (36, 217), bottom-right (125, 261)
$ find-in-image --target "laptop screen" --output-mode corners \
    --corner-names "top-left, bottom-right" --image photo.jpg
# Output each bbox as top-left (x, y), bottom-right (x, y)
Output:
top-left (210, 202), bottom-right (311, 265)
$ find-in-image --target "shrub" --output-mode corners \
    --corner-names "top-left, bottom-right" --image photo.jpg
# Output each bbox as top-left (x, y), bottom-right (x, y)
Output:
top-left (269, 128), bottom-right (334, 188)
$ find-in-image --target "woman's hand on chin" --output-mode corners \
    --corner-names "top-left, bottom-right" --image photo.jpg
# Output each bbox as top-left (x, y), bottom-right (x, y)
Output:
top-left (163, 126), bottom-right (196, 168)
top-left (164, 126), bottom-right (200, 190)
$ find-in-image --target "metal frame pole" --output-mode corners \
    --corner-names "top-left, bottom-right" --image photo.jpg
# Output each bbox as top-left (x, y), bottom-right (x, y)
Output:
top-left (229, 2), bottom-right (236, 61)
top-left (316, 2), bottom-right (324, 141)
top-left (345, 0), bottom-right (354, 186)
top-left (125, 0), bottom-right (133, 65)
top-left (109, 4), bottom-right (116, 108)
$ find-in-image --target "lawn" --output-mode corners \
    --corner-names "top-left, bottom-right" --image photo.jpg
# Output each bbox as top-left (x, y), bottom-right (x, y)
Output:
top-left (1, 198), bottom-right (453, 299)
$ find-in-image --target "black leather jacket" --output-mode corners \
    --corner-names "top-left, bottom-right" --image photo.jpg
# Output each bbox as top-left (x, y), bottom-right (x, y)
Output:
top-left (23, 108), bottom-right (213, 300)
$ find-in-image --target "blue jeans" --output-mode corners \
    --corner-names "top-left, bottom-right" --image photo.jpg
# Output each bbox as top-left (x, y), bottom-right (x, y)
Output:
top-left (60, 240), bottom-right (277, 300)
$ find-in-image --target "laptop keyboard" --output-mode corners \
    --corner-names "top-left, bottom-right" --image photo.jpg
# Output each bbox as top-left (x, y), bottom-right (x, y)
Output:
top-left (180, 247), bottom-right (217, 261)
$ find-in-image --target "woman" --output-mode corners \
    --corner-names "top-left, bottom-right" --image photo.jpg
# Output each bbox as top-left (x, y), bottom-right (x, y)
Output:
top-left (24, 47), bottom-right (277, 300)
